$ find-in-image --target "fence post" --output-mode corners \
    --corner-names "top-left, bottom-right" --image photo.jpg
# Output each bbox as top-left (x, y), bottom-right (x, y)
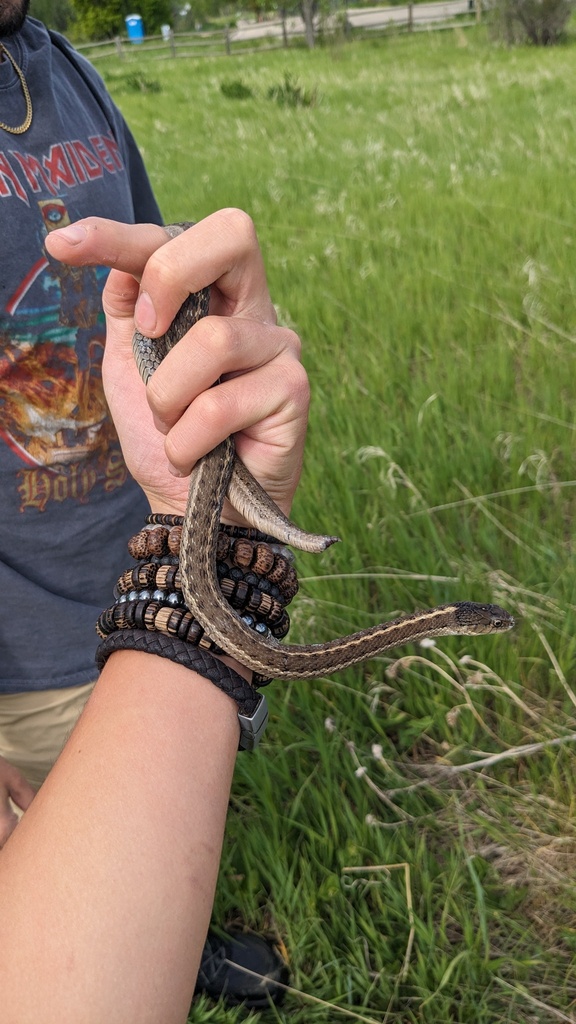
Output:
top-left (281, 14), bottom-right (289, 47)
top-left (476, 0), bottom-right (482, 23)
top-left (408, 2), bottom-right (413, 30)
top-left (225, 27), bottom-right (231, 54)
top-left (169, 28), bottom-right (176, 57)
top-left (114, 35), bottom-right (124, 59)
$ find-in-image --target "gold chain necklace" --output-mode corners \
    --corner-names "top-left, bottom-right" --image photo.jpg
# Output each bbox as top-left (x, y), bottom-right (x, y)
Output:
top-left (0, 42), bottom-right (33, 134)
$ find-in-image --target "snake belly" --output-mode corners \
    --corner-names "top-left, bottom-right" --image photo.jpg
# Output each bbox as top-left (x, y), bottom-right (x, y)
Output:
top-left (134, 224), bottom-right (515, 681)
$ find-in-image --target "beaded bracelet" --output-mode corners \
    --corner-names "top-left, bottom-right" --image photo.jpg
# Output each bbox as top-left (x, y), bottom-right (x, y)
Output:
top-left (103, 551), bottom-right (292, 640)
top-left (127, 526), bottom-right (298, 604)
top-left (97, 591), bottom-right (287, 648)
top-left (97, 520), bottom-right (299, 695)
top-left (94, 520), bottom-right (305, 751)
top-left (111, 561), bottom-right (289, 622)
top-left (145, 514), bottom-right (278, 542)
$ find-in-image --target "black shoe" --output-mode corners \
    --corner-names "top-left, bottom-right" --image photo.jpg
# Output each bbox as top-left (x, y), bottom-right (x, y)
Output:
top-left (195, 928), bottom-right (290, 1009)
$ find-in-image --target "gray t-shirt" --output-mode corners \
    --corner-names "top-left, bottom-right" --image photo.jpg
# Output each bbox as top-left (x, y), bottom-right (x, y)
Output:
top-left (0, 19), bottom-right (163, 691)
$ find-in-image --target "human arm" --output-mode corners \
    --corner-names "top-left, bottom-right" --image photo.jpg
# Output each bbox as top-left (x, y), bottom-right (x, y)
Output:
top-left (0, 211), bottom-right (309, 1023)
top-left (0, 654), bottom-right (239, 1024)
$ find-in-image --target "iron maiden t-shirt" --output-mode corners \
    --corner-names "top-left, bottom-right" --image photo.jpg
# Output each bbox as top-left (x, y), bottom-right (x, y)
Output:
top-left (0, 18), bottom-right (163, 690)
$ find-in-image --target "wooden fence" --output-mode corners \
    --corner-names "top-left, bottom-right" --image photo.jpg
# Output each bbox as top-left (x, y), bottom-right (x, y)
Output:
top-left (76, 1), bottom-right (480, 63)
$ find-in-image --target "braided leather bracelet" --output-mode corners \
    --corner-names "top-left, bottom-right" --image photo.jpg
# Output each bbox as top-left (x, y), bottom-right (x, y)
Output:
top-left (95, 629), bottom-right (268, 751)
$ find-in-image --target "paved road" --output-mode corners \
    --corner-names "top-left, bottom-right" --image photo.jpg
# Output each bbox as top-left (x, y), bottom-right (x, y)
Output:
top-left (231, 0), bottom-right (471, 41)
top-left (347, 0), bottom-right (470, 27)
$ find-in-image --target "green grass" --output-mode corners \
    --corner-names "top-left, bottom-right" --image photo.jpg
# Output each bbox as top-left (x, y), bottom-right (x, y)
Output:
top-left (100, 28), bottom-right (576, 1022)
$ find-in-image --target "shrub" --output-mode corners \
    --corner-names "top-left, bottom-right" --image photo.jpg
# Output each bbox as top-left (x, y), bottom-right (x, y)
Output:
top-left (220, 79), bottom-right (254, 100)
top-left (491, 0), bottom-right (575, 44)
top-left (104, 72), bottom-right (162, 94)
top-left (267, 71), bottom-right (318, 107)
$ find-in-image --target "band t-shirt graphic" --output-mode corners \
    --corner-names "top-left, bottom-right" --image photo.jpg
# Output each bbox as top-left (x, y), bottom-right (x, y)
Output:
top-left (0, 19), bottom-right (162, 691)
top-left (4, 196), bottom-right (123, 512)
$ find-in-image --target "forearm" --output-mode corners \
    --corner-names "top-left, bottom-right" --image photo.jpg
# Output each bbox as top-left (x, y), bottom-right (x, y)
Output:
top-left (3, 212), bottom-right (310, 1023)
top-left (0, 652), bottom-right (239, 1024)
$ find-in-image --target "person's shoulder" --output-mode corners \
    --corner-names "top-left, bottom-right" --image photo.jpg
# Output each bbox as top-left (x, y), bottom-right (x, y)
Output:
top-left (22, 16), bottom-right (77, 56)
top-left (20, 17), bottom-right (106, 96)
top-left (13, 16), bottom-right (50, 59)
top-left (18, 15), bottom-right (48, 41)
top-left (47, 25), bottom-right (105, 87)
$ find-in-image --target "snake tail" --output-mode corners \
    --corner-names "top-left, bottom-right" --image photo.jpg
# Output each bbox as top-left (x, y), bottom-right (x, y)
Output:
top-left (228, 456), bottom-right (339, 553)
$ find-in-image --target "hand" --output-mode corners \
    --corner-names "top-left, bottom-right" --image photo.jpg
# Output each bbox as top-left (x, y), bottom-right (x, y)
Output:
top-left (45, 209), bottom-right (310, 521)
top-left (0, 756), bottom-right (36, 849)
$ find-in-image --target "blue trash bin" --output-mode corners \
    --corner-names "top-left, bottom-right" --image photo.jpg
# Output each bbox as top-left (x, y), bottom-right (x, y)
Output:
top-left (125, 14), bottom-right (144, 43)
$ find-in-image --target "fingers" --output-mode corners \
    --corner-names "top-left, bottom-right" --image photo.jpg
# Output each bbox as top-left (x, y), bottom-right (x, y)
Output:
top-left (0, 760), bottom-right (36, 848)
top-left (44, 209), bottom-right (276, 337)
top-left (6, 764), bottom-right (36, 813)
top-left (146, 316), bottom-right (309, 512)
top-left (134, 208), bottom-right (275, 333)
top-left (147, 315), bottom-right (302, 435)
top-left (163, 353), bottom-right (309, 481)
top-left (0, 800), bottom-right (19, 849)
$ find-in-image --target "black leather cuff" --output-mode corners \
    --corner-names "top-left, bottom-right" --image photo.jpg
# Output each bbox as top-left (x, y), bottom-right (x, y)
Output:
top-left (95, 629), bottom-right (268, 750)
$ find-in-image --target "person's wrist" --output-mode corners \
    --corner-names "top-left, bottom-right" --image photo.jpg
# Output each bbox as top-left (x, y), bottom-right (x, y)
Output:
top-left (146, 498), bottom-right (256, 532)
top-left (143, 500), bottom-right (256, 682)
top-left (145, 494), bottom-right (188, 519)
top-left (96, 503), bottom-right (298, 750)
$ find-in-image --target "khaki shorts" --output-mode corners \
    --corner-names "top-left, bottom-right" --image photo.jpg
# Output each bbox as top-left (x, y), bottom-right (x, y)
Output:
top-left (0, 682), bottom-right (96, 791)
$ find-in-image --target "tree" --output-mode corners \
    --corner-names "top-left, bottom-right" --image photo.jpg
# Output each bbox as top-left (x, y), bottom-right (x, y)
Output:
top-left (29, 0), bottom-right (74, 32)
top-left (70, 0), bottom-right (171, 40)
top-left (300, 0), bottom-right (319, 46)
top-left (278, 0), bottom-right (320, 47)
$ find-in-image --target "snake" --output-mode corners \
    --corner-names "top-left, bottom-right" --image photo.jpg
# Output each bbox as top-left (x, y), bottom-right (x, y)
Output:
top-left (132, 224), bottom-right (515, 680)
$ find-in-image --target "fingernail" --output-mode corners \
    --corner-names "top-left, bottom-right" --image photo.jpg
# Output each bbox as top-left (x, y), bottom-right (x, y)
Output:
top-left (53, 223), bottom-right (87, 245)
top-left (168, 463), bottom-right (186, 478)
top-left (135, 291), bottom-right (157, 335)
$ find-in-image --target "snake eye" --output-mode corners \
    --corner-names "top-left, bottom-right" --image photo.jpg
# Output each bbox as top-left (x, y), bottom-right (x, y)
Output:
top-left (492, 618), bottom-right (503, 629)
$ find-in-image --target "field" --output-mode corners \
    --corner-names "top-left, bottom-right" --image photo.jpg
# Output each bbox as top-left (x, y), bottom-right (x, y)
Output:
top-left (99, 28), bottom-right (576, 1023)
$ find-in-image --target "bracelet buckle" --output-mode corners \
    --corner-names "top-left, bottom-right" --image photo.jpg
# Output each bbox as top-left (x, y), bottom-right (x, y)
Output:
top-left (238, 693), bottom-right (269, 751)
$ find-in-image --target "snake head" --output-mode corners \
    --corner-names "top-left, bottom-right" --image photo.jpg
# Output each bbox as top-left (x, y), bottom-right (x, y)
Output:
top-left (455, 602), bottom-right (515, 634)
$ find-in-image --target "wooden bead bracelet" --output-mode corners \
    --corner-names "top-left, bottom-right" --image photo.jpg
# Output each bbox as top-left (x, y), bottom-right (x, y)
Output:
top-left (97, 519), bottom-right (299, 680)
top-left (114, 559), bottom-right (291, 621)
top-left (96, 596), bottom-right (283, 650)
top-left (101, 577), bottom-right (290, 641)
top-left (126, 530), bottom-right (298, 605)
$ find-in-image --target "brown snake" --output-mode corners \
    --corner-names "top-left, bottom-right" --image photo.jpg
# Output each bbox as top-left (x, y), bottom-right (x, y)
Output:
top-left (133, 224), bottom-right (515, 680)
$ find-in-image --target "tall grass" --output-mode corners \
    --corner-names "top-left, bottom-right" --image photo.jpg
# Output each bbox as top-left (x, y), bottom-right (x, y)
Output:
top-left (101, 29), bottom-right (576, 1022)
